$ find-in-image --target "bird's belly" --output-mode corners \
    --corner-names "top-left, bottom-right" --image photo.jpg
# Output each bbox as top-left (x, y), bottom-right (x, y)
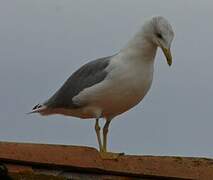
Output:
top-left (101, 94), bottom-right (142, 117)
top-left (87, 76), bottom-right (152, 118)
top-left (100, 85), bottom-right (150, 117)
top-left (64, 89), bottom-right (145, 119)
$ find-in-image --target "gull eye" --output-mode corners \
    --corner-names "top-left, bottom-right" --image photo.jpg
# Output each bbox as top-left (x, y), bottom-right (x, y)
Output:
top-left (156, 33), bottom-right (163, 39)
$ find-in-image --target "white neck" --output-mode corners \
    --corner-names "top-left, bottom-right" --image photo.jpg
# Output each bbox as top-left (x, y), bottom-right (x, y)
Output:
top-left (119, 29), bottom-right (158, 65)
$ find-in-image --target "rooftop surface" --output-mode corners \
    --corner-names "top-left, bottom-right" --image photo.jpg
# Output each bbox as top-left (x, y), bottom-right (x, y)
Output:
top-left (0, 142), bottom-right (212, 179)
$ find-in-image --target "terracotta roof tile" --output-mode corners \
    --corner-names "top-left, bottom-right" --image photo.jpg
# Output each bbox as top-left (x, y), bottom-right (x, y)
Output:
top-left (0, 142), bottom-right (212, 179)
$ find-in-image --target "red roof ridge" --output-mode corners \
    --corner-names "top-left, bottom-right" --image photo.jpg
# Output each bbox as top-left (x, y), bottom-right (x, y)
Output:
top-left (0, 141), bottom-right (212, 179)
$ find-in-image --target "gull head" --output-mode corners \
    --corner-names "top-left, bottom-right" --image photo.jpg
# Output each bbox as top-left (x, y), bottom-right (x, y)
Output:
top-left (143, 16), bottom-right (174, 66)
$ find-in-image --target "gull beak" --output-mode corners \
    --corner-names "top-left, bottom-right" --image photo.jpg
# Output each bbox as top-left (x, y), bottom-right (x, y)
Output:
top-left (161, 47), bottom-right (172, 66)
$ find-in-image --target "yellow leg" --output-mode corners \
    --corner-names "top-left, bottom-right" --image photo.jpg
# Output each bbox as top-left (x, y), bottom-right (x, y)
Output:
top-left (99, 118), bottom-right (124, 160)
top-left (103, 119), bottom-right (111, 152)
top-left (95, 118), bottom-right (102, 152)
top-left (94, 118), bottom-right (124, 160)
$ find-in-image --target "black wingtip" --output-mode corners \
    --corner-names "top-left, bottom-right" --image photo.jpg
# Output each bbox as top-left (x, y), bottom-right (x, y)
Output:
top-left (32, 104), bottom-right (42, 110)
top-left (26, 104), bottom-right (44, 115)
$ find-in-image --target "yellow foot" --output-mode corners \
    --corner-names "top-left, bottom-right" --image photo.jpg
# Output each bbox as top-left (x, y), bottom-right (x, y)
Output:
top-left (99, 151), bottom-right (125, 160)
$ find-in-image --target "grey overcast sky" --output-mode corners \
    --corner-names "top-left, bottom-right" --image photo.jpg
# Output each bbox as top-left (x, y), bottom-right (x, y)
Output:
top-left (0, 0), bottom-right (213, 157)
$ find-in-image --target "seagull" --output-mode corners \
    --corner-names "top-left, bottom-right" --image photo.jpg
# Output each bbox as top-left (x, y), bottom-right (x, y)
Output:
top-left (31, 16), bottom-right (174, 159)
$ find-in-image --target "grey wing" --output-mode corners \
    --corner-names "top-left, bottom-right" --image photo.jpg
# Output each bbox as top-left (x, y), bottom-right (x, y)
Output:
top-left (44, 56), bottom-right (112, 109)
